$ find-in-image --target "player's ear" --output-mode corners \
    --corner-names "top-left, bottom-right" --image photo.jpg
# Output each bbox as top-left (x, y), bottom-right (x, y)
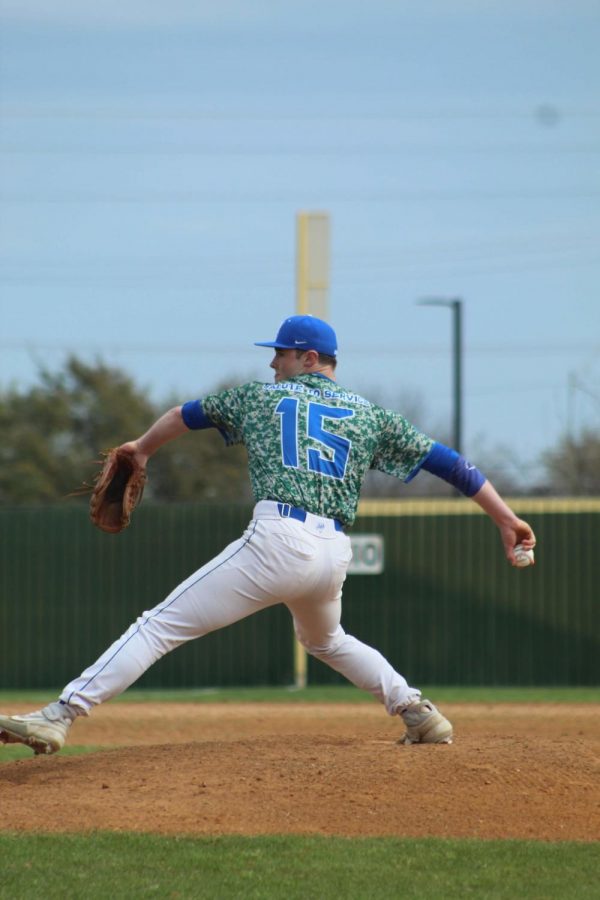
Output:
top-left (303, 349), bottom-right (319, 369)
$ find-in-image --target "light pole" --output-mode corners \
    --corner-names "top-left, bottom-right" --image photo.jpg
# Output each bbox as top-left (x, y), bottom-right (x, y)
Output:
top-left (417, 297), bottom-right (463, 454)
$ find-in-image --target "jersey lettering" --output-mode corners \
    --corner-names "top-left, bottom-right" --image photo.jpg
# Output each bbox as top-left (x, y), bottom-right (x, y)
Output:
top-left (275, 397), bottom-right (299, 468)
top-left (275, 398), bottom-right (354, 480)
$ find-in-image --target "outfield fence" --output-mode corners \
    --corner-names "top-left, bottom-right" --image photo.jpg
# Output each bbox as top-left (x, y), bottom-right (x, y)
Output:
top-left (0, 499), bottom-right (598, 689)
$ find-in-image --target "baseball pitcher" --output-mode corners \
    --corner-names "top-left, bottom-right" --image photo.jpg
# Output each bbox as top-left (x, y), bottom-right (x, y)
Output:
top-left (0, 315), bottom-right (536, 754)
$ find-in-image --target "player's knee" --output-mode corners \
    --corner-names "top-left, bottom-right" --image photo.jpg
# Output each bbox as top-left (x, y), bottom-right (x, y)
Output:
top-left (296, 626), bottom-right (345, 659)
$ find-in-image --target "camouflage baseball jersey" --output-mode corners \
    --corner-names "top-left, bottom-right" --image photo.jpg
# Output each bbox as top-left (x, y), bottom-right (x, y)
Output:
top-left (201, 373), bottom-right (433, 527)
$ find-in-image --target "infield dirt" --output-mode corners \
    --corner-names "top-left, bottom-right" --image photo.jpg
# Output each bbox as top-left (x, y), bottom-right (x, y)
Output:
top-left (0, 702), bottom-right (598, 841)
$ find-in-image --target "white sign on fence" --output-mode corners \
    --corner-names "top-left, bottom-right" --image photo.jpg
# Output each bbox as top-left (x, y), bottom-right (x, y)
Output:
top-left (348, 534), bottom-right (384, 575)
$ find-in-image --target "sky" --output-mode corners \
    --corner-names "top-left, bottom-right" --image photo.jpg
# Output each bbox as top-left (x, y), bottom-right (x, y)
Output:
top-left (1, 0), bottom-right (599, 487)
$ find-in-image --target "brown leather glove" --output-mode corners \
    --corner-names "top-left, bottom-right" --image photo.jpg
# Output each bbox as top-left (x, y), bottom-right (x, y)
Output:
top-left (89, 447), bottom-right (147, 534)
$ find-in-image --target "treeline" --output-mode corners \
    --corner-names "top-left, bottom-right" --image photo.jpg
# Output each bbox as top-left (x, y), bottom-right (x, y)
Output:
top-left (0, 358), bottom-right (250, 505)
top-left (0, 357), bottom-right (598, 504)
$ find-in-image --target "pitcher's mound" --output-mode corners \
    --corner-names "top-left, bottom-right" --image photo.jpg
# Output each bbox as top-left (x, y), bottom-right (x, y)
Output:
top-left (1, 703), bottom-right (598, 841)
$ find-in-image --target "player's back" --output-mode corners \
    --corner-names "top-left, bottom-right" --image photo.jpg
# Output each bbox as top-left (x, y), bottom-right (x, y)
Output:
top-left (241, 375), bottom-right (415, 526)
top-left (203, 373), bottom-right (431, 526)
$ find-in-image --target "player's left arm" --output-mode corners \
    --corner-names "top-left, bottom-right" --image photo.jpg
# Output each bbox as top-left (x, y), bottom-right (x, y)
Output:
top-left (120, 405), bottom-right (189, 467)
top-left (119, 383), bottom-right (250, 471)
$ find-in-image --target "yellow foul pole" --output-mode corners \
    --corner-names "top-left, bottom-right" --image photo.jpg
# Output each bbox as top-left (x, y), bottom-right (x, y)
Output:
top-left (293, 211), bottom-right (331, 688)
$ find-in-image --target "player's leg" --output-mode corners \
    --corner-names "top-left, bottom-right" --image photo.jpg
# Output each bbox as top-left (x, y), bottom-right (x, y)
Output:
top-left (287, 532), bottom-right (452, 743)
top-left (0, 520), bottom-right (279, 753)
top-left (288, 577), bottom-right (419, 714)
top-left (60, 520), bottom-right (279, 711)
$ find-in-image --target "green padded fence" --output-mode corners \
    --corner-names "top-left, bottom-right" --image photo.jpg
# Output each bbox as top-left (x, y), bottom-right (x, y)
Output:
top-left (311, 499), bottom-right (599, 687)
top-left (0, 500), bottom-right (598, 689)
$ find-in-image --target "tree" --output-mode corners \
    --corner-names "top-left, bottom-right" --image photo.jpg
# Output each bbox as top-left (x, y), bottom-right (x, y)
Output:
top-left (540, 429), bottom-right (600, 495)
top-left (0, 358), bottom-right (251, 504)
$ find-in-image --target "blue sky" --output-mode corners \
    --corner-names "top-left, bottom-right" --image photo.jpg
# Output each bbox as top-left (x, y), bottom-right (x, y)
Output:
top-left (1, 1), bottom-right (599, 485)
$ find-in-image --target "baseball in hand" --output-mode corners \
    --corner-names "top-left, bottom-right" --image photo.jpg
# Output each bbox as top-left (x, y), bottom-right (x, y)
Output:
top-left (514, 543), bottom-right (535, 568)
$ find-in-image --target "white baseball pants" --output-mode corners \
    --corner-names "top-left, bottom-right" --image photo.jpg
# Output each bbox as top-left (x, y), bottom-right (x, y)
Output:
top-left (61, 501), bottom-right (419, 716)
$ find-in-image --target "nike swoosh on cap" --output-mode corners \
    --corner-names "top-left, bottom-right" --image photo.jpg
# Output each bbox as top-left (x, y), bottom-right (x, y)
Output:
top-left (294, 340), bottom-right (307, 344)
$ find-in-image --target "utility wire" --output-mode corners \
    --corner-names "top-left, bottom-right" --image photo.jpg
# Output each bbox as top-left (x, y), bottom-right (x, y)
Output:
top-left (1, 340), bottom-right (597, 358)
top-left (2, 105), bottom-right (600, 121)
top-left (2, 143), bottom-right (599, 157)
top-left (2, 188), bottom-right (599, 203)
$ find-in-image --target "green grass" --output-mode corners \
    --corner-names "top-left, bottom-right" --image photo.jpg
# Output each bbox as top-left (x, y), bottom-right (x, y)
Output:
top-left (0, 833), bottom-right (598, 900)
top-left (0, 685), bottom-right (599, 706)
top-left (1, 689), bottom-right (597, 896)
top-left (0, 743), bottom-right (109, 762)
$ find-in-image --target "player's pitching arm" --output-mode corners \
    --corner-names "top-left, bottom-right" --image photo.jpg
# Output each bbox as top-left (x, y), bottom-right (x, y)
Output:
top-left (416, 442), bottom-right (536, 567)
top-left (471, 480), bottom-right (536, 567)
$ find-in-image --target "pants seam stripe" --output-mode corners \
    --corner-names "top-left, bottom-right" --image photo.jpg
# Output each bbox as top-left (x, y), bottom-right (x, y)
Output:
top-left (66, 520), bottom-right (258, 704)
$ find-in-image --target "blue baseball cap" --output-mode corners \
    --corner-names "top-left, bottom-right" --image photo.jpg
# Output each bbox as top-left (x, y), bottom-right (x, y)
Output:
top-left (255, 315), bottom-right (338, 357)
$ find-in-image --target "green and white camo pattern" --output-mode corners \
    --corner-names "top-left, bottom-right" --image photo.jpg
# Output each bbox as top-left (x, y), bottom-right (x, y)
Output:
top-left (202, 374), bottom-right (433, 526)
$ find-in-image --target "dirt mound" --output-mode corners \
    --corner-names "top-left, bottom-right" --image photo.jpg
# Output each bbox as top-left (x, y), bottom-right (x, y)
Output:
top-left (1, 703), bottom-right (598, 841)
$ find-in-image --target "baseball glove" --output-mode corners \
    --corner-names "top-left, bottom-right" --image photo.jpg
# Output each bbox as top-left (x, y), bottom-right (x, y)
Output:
top-left (89, 447), bottom-right (147, 534)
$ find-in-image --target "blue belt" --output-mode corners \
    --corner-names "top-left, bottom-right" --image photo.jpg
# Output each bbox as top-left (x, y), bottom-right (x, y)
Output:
top-left (276, 502), bottom-right (345, 532)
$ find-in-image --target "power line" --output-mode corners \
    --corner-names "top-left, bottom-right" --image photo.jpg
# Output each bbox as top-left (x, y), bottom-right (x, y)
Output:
top-left (2, 105), bottom-right (600, 121)
top-left (1, 232), bottom-right (594, 271)
top-left (3, 254), bottom-right (598, 286)
top-left (2, 143), bottom-right (599, 157)
top-left (1, 340), bottom-right (597, 358)
top-left (2, 188), bottom-right (599, 203)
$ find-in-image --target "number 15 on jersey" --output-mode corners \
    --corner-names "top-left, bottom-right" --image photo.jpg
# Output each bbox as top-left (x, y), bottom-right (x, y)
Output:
top-left (276, 398), bottom-right (354, 480)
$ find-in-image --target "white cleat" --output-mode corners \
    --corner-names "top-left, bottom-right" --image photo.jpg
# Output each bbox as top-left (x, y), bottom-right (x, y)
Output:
top-left (0, 704), bottom-right (73, 755)
top-left (398, 698), bottom-right (453, 745)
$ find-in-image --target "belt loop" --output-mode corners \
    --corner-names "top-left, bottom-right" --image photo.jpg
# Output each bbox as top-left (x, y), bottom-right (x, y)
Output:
top-left (278, 502), bottom-right (292, 518)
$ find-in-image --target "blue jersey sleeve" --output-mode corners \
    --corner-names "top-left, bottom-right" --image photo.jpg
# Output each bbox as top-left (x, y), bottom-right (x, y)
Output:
top-left (181, 399), bottom-right (214, 430)
top-left (412, 441), bottom-right (486, 497)
top-left (184, 390), bottom-right (248, 446)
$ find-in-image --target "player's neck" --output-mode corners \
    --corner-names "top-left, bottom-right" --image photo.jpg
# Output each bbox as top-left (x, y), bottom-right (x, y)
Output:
top-left (304, 365), bottom-right (336, 382)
